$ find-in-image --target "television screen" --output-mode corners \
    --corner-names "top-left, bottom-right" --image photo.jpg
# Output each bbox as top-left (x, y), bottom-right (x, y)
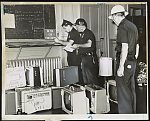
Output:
top-left (85, 84), bottom-right (103, 109)
top-left (61, 84), bottom-right (89, 114)
top-left (53, 66), bottom-right (79, 87)
top-left (85, 90), bottom-right (91, 108)
top-left (109, 84), bottom-right (117, 102)
top-left (64, 91), bottom-right (71, 111)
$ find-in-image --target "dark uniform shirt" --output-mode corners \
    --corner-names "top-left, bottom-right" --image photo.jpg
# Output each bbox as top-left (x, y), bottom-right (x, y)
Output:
top-left (66, 27), bottom-right (81, 66)
top-left (116, 18), bottom-right (139, 61)
top-left (78, 28), bottom-right (97, 55)
top-left (77, 28), bottom-right (99, 84)
top-left (67, 27), bottom-right (80, 44)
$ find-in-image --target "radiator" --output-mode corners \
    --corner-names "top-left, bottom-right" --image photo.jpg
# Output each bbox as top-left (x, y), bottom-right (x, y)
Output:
top-left (6, 57), bottom-right (62, 85)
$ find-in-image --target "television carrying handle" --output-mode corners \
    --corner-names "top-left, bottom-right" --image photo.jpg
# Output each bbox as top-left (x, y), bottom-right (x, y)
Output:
top-left (69, 86), bottom-right (74, 91)
top-left (69, 84), bottom-right (85, 91)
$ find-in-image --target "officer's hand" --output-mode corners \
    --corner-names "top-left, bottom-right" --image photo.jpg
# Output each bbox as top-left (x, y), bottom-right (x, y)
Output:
top-left (117, 66), bottom-right (124, 77)
top-left (135, 54), bottom-right (138, 59)
top-left (54, 37), bottom-right (60, 43)
top-left (72, 44), bottom-right (79, 49)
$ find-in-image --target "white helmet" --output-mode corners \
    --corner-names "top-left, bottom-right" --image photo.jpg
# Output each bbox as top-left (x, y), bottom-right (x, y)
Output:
top-left (108, 5), bottom-right (129, 19)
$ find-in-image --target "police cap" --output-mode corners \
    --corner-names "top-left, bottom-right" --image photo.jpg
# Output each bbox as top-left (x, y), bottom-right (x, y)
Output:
top-left (74, 18), bottom-right (87, 27)
top-left (61, 19), bottom-right (73, 26)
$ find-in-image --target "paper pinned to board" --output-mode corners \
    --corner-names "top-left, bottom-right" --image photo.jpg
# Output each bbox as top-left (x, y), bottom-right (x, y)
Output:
top-left (2, 13), bottom-right (15, 28)
top-left (63, 44), bottom-right (75, 52)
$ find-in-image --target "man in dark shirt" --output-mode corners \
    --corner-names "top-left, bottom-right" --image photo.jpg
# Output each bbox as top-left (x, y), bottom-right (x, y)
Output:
top-left (108, 5), bottom-right (139, 114)
top-left (54, 19), bottom-right (83, 84)
top-left (72, 18), bottom-right (99, 85)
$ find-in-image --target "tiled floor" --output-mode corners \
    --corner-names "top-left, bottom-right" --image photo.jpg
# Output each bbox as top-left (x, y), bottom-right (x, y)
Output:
top-left (27, 101), bottom-right (118, 115)
top-left (32, 108), bottom-right (67, 114)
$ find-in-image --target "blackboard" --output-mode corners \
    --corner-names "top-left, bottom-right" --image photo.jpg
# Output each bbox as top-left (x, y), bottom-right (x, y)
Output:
top-left (4, 5), bottom-right (56, 39)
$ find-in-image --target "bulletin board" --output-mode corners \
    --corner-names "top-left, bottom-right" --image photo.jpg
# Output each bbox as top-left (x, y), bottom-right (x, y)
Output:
top-left (4, 5), bottom-right (56, 39)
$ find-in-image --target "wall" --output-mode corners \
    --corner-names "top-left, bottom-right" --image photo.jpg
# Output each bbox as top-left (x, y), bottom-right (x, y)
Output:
top-left (55, 3), bottom-right (80, 66)
top-left (3, 3), bottom-right (80, 67)
top-left (80, 3), bottom-right (128, 59)
top-left (80, 4), bottom-right (112, 57)
top-left (3, 3), bottom-right (128, 64)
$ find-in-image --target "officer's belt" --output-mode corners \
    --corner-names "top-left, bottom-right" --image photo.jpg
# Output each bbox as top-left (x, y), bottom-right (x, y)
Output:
top-left (81, 52), bottom-right (93, 56)
top-left (116, 52), bottom-right (136, 61)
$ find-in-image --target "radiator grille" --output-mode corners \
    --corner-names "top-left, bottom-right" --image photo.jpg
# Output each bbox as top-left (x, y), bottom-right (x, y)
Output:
top-left (6, 57), bottom-right (62, 85)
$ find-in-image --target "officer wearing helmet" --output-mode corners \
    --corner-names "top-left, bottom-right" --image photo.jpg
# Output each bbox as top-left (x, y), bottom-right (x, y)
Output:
top-left (72, 18), bottom-right (99, 86)
top-left (108, 5), bottom-right (139, 113)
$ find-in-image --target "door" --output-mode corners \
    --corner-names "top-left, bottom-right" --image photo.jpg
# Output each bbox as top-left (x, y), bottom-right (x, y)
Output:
top-left (80, 4), bottom-right (116, 58)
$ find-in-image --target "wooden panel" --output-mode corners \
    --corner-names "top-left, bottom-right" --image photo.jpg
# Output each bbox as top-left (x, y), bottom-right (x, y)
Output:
top-left (109, 40), bottom-right (116, 59)
top-left (80, 4), bottom-right (90, 28)
top-left (5, 48), bottom-right (20, 60)
top-left (18, 47), bottom-right (49, 59)
top-left (90, 5), bottom-right (99, 41)
top-left (5, 46), bottom-right (65, 65)
top-left (46, 46), bottom-right (62, 57)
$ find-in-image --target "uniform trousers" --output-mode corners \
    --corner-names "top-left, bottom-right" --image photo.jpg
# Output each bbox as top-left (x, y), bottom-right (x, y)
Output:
top-left (81, 55), bottom-right (99, 85)
top-left (115, 59), bottom-right (137, 113)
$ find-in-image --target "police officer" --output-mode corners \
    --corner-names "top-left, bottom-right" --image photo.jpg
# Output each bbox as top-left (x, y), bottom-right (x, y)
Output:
top-left (54, 19), bottom-right (83, 85)
top-left (108, 5), bottom-right (139, 113)
top-left (72, 18), bottom-right (99, 85)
